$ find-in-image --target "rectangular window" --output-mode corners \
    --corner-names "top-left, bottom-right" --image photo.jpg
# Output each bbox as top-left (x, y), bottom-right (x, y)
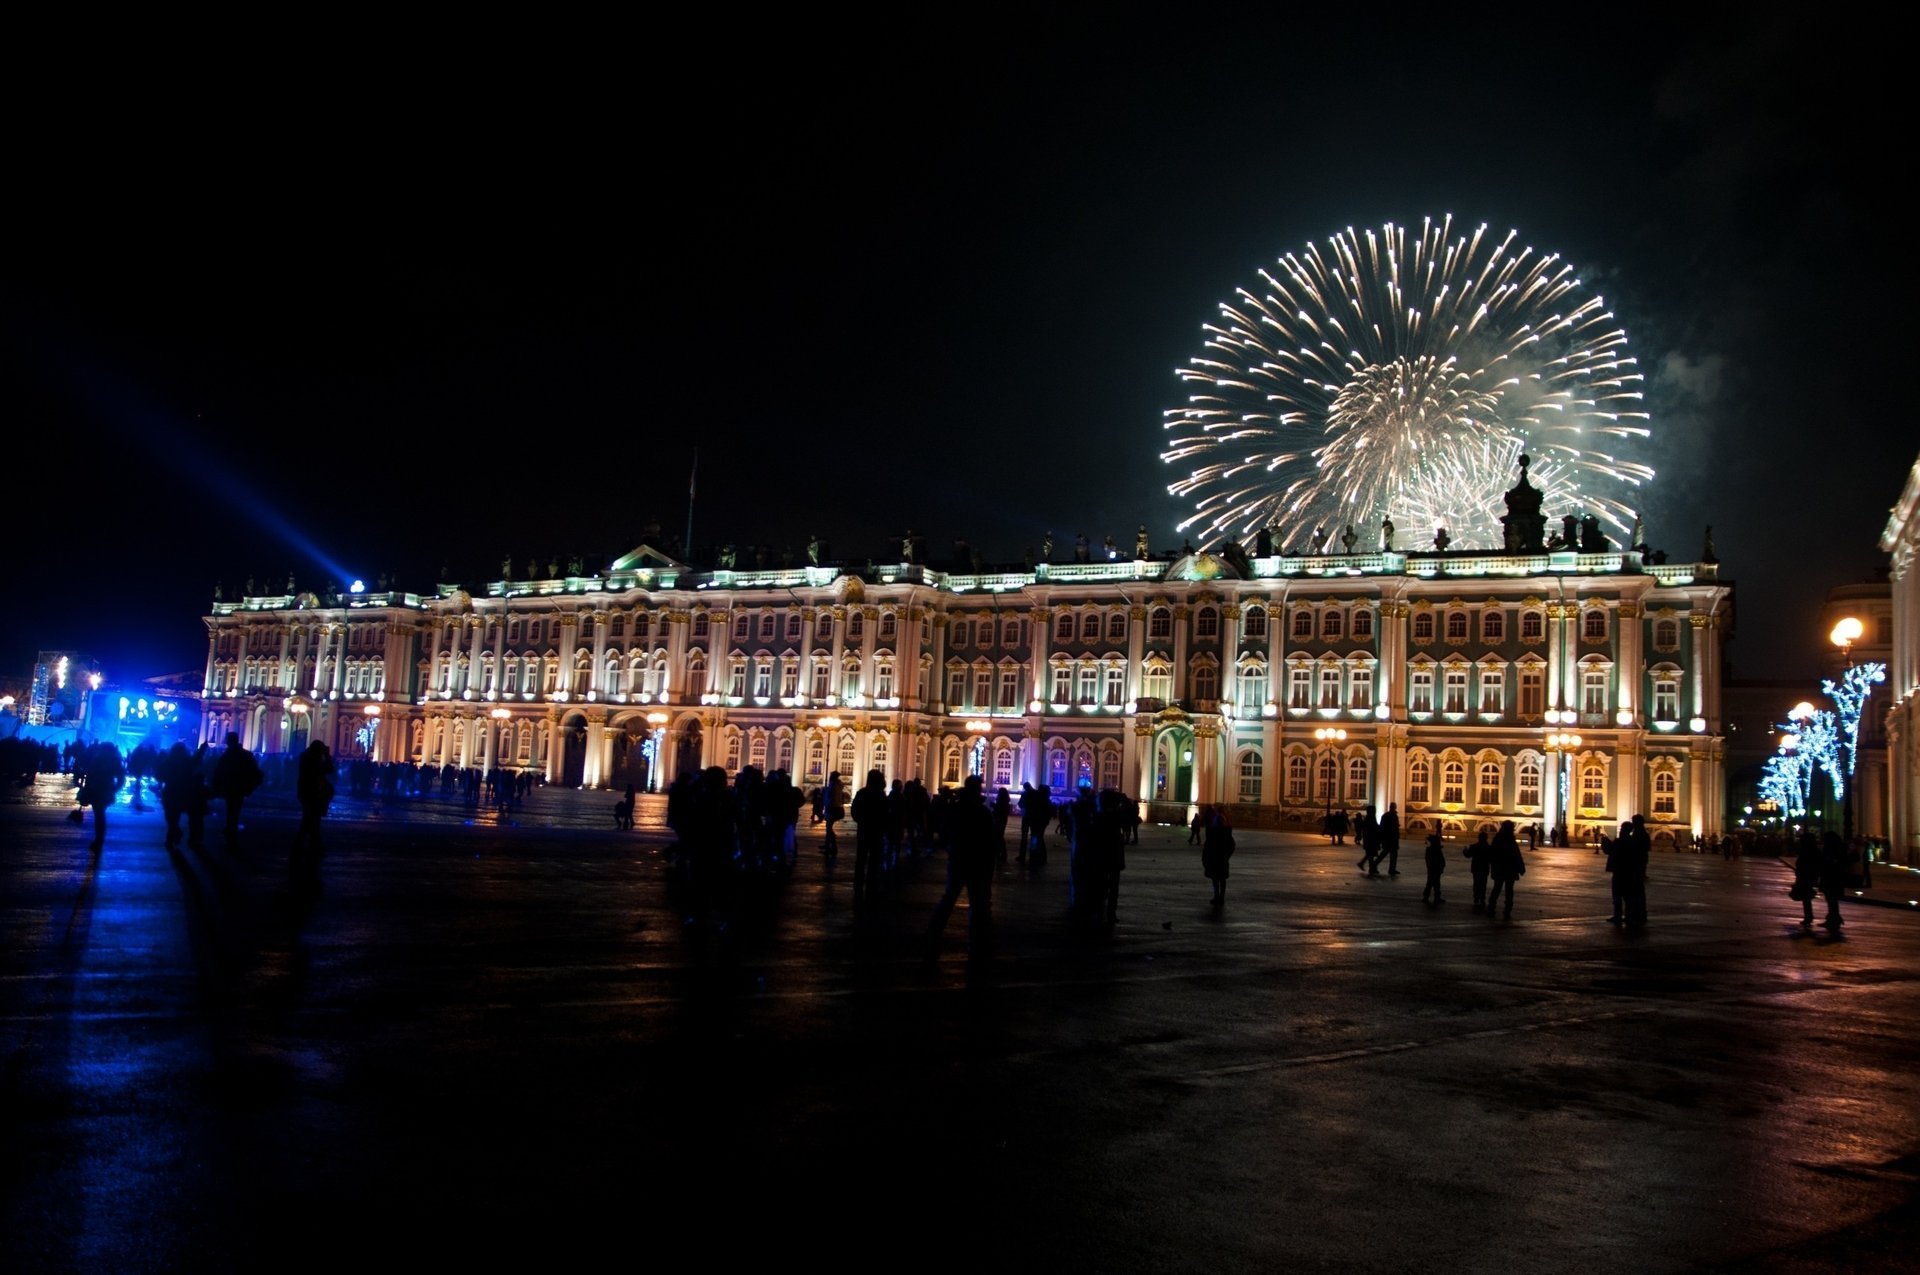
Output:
top-left (946, 669), bottom-right (966, 705)
top-left (1410, 669), bottom-right (1434, 714)
top-left (875, 664), bottom-right (895, 700)
top-left (1319, 666), bottom-right (1341, 708)
top-left (1105, 667), bottom-right (1125, 705)
top-left (728, 663), bottom-right (747, 697)
top-left (1349, 668), bottom-right (1373, 710)
top-left (753, 663), bottom-right (772, 698)
top-left (1239, 755), bottom-right (1262, 802)
top-left (1444, 668), bottom-right (1468, 713)
top-left (1519, 668), bottom-right (1545, 716)
top-left (974, 669), bottom-right (992, 709)
top-left (999, 669), bottom-right (1020, 709)
top-left (1239, 669), bottom-right (1267, 708)
top-left (1052, 667), bottom-right (1072, 702)
top-left (813, 662), bottom-right (833, 700)
top-left (1654, 679), bottom-right (1679, 721)
top-left (1479, 670), bottom-right (1504, 715)
top-left (780, 661), bottom-right (799, 697)
top-left (1583, 669), bottom-right (1609, 715)
top-left (1289, 666), bottom-right (1312, 709)
top-left (1077, 666), bottom-right (1098, 703)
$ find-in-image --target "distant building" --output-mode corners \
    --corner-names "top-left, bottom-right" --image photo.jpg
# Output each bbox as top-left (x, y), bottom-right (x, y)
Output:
top-left (1881, 454), bottom-right (1920, 863)
top-left (200, 474), bottom-right (1735, 844)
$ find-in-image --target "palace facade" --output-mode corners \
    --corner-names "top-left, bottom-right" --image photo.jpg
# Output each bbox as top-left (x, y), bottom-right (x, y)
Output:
top-left (199, 533), bottom-right (1733, 845)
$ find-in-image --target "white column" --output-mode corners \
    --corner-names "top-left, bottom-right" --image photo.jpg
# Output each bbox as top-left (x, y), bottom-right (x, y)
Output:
top-left (1172, 604), bottom-right (1191, 701)
top-left (590, 613), bottom-right (608, 697)
top-left (492, 617), bottom-right (507, 700)
top-left (858, 607), bottom-right (879, 705)
top-left (1690, 614), bottom-right (1708, 719)
top-left (1126, 605), bottom-right (1147, 702)
top-left (333, 626), bottom-right (349, 699)
top-left (1029, 606), bottom-right (1051, 707)
top-left (314, 625), bottom-right (336, 695)
top-left (1617, 601), bottom-right (1641, 722)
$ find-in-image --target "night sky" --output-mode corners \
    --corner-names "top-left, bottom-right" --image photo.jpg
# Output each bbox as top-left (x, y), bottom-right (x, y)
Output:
top-left (4, 14), bottom-right (1907, 687)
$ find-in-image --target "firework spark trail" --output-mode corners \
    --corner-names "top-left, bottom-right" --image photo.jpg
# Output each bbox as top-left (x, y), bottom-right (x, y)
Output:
top-left (1163, 216), bottom-right (1654, 551)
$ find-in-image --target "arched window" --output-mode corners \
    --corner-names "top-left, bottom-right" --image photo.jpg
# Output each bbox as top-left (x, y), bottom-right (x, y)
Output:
top-left (1653, 619), bottom-right (1680, 650)
top-left (1056, 612), bottom-right (1075, 642)
top-left (1517, 757), bottom-right (1541, 807)
top-left (692, 613), bottom-right (710, 639)
top-left (1317, 753), bottom-right (1337, 803)
top-left (1099, 747), bottom-right (1122, 792)
top-left (1286, 754), bottom-right (1309, 799)
top-left (1080, 612), bottom-right (1102, 642)
top-left (1441, 758), bottom-right (1466, 805)
top-left (1047, 748), bottom-right (1069, 792)
top-left (1477, 759), bottom-right (1501, 806)
top-left (1192, 664), bottom-right (1219, 701)
top-left (1149, 607), bottom-right (1172, 639)
top-left (1412, 613), bottom-right (1435, 641)
top-left (1292, 609), bottom-right (1314, 639)
top-left (1583, 608), bottom-right (1608, 640)
top-left (1579, 761), bottom-right (1606, 811)
top-left (1408, 755), bottom-right (1432, 805)
top-left (1322, 609), bottom-right (1344, 640)
top-left (1243, 605), bottom-right (1268, 639)
top-left (1520, 611), bottom-right (1544, 641)
top-left (870, 733), bottom-right (890, 775)
top-left (1196, 607), bottom-right (1219, 638)
top-left (733, 614), bottom-right (751, 641)
top-left (848, 610), bottom-right (865, 640)
top-left (724, 729), bottom-right (743, 773)
top-left (1106, 612), bottom-right (1127, 642)
top-left (1238, 750), bottom-right (1263, 801)
top-left (1652, 768), bottom-right (1679, 816)
top-left (1446, 612), bottom-right (1468, 641)
top-left (1352, 609), bottom-right (1374, 639)
top-left (1345, 756), bottom-right (1370, 804)
top-left (836, 735), bottom-right (857, 781)
top-left (1483, 610), bottom-right (1506, 642)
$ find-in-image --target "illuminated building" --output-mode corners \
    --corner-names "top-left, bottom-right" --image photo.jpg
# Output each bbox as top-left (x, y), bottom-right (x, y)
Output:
top-left (201, 507), bottom-right (1732, 847)
top-left (1881, 453), bottom-right (1920, 863)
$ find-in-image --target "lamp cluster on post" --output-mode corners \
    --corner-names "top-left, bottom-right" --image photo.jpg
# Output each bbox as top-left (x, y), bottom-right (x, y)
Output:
top-left (1314, 726), bottom-right (1346, 815)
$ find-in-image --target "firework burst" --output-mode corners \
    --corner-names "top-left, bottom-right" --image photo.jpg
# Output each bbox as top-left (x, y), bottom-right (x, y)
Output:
top-left (1163, 216), bottom-right (1654, 551)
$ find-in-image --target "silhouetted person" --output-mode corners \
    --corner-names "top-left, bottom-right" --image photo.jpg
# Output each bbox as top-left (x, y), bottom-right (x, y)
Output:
top-left (821, 772), bottom-right (846, 858)
top-left (1375, 803), bottom-right (1401, 876)
top-left (925, 775), bottom-right (995, 960)
top-left (212, 732), bottom-right (263, 847)
top-left (1356, 805), bottom-right (1379, 875)
top-left (1465, 828), bottom-right (1492, 912)
top-left (992, 786), bottom-right (1012, 863)
top-left (1792, 828), bottom-right (1822, 928)
top-left (78, 741), bottom-right (124, 849)
top-left (851, 767), bottom-right (888, 906)
top-left (1616, 814), bottom-right (1652, 927)
top-left (1189, 805), bottom-right (1206, 846)
top-left (1201, 807), bottom-right (1235, 907)
top-left (159, 741), bottom-right (204, 849)
top-left (1817, 831), bottom-right (1850, 931)
top-left (1486, 820), bottom-right (1524, 921)
top-left (614, 783), bottom-right (635, 830)
top-left (1421, 830), bottom-right (1446, 904)
top-left (294, 741), bottom-right (335, 851)
top-left (1603, 820), bottom-right (1632, 923)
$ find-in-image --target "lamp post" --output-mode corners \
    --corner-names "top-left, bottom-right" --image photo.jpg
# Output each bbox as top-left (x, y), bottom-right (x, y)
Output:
top-left (1546, 730), bottom-right (1581, 843)
top-left (1830, 616), bottom-right (1867, 885)
top-left (1314, 726), bottom-right (1347, 817)
top-left (645, 710), bottom-right (669, 791)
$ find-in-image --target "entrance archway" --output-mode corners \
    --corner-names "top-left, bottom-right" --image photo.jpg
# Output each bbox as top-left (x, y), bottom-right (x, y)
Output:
top-left (560, 713), bottom-right (589, 787)
top-left (1154, 728), bottom-right (1195, 803)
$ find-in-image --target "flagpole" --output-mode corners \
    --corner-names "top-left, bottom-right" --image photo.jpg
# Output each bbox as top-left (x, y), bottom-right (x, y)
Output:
top-left (685, 449), bottom-right (697, 559)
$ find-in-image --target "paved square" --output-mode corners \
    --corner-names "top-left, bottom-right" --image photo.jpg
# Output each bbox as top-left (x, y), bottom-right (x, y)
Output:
top-left (4, 780), bottom-right (1917, 1272)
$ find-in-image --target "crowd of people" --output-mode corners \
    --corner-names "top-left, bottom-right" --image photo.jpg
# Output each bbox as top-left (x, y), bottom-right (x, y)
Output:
top-left (7, 730), bottom-right (1865, 944)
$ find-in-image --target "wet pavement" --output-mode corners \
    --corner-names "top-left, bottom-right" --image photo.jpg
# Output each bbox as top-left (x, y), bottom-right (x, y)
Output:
top-left (4, 776), bottom-right (1918, 1273)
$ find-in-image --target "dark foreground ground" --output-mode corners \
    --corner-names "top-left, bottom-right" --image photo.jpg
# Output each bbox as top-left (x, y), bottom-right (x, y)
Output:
top-left (4, 777), bottom-right (1918, 1273)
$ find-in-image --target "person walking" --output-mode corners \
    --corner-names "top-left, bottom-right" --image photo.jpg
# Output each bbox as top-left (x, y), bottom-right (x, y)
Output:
top-left (925, 775), bottom-right (996, 960)
top-left (1464, 827), bottom-right (1492, 912)
top-left (850, 768), bottom-right (888, 907)
top-left (992, 786), bottom-right (1012, 864)
top-left (294, 741), bottom-right (335, 851)
top-left (1617, 814), bottom-right (1652, 927)
top-left (1486, 819), bottom-right (1524, 921)
top-left (1421, 829), bottom-right (1446, 905)
top-left (821, 771), bottom-right (846, 859)
top-left (77, 741), bottom-right (125, 850)
top-left (1356, 804), bottom-right (1379, 875)
top-left (1189, 806), bottom-right (1206, 846)
top-left (1791, 828), bottom-right (1822, 929)
top-left (158, 741), bottom-right (204, 850)
top-left (1377, 802), bottom-right (1401, 877)
top-left (1602, 820), bottom-right (1630, 923)
top-left (1817, 831), bottom-right (1851, 932)
top-left (211, 732), bottom-right (263, 848)
top-left (1201, 807), bottom-right (1235, 907)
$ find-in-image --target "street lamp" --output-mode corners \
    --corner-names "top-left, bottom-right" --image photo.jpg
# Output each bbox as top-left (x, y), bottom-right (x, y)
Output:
top-left (645, 710), bottom-right (669, 791)
top-left (1830, 616), bottom-right (1867, 885)
top-left (1546, 730), bottom-right (1581, 843)
top-left (1314, 726), bottom-right (1347, 816)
